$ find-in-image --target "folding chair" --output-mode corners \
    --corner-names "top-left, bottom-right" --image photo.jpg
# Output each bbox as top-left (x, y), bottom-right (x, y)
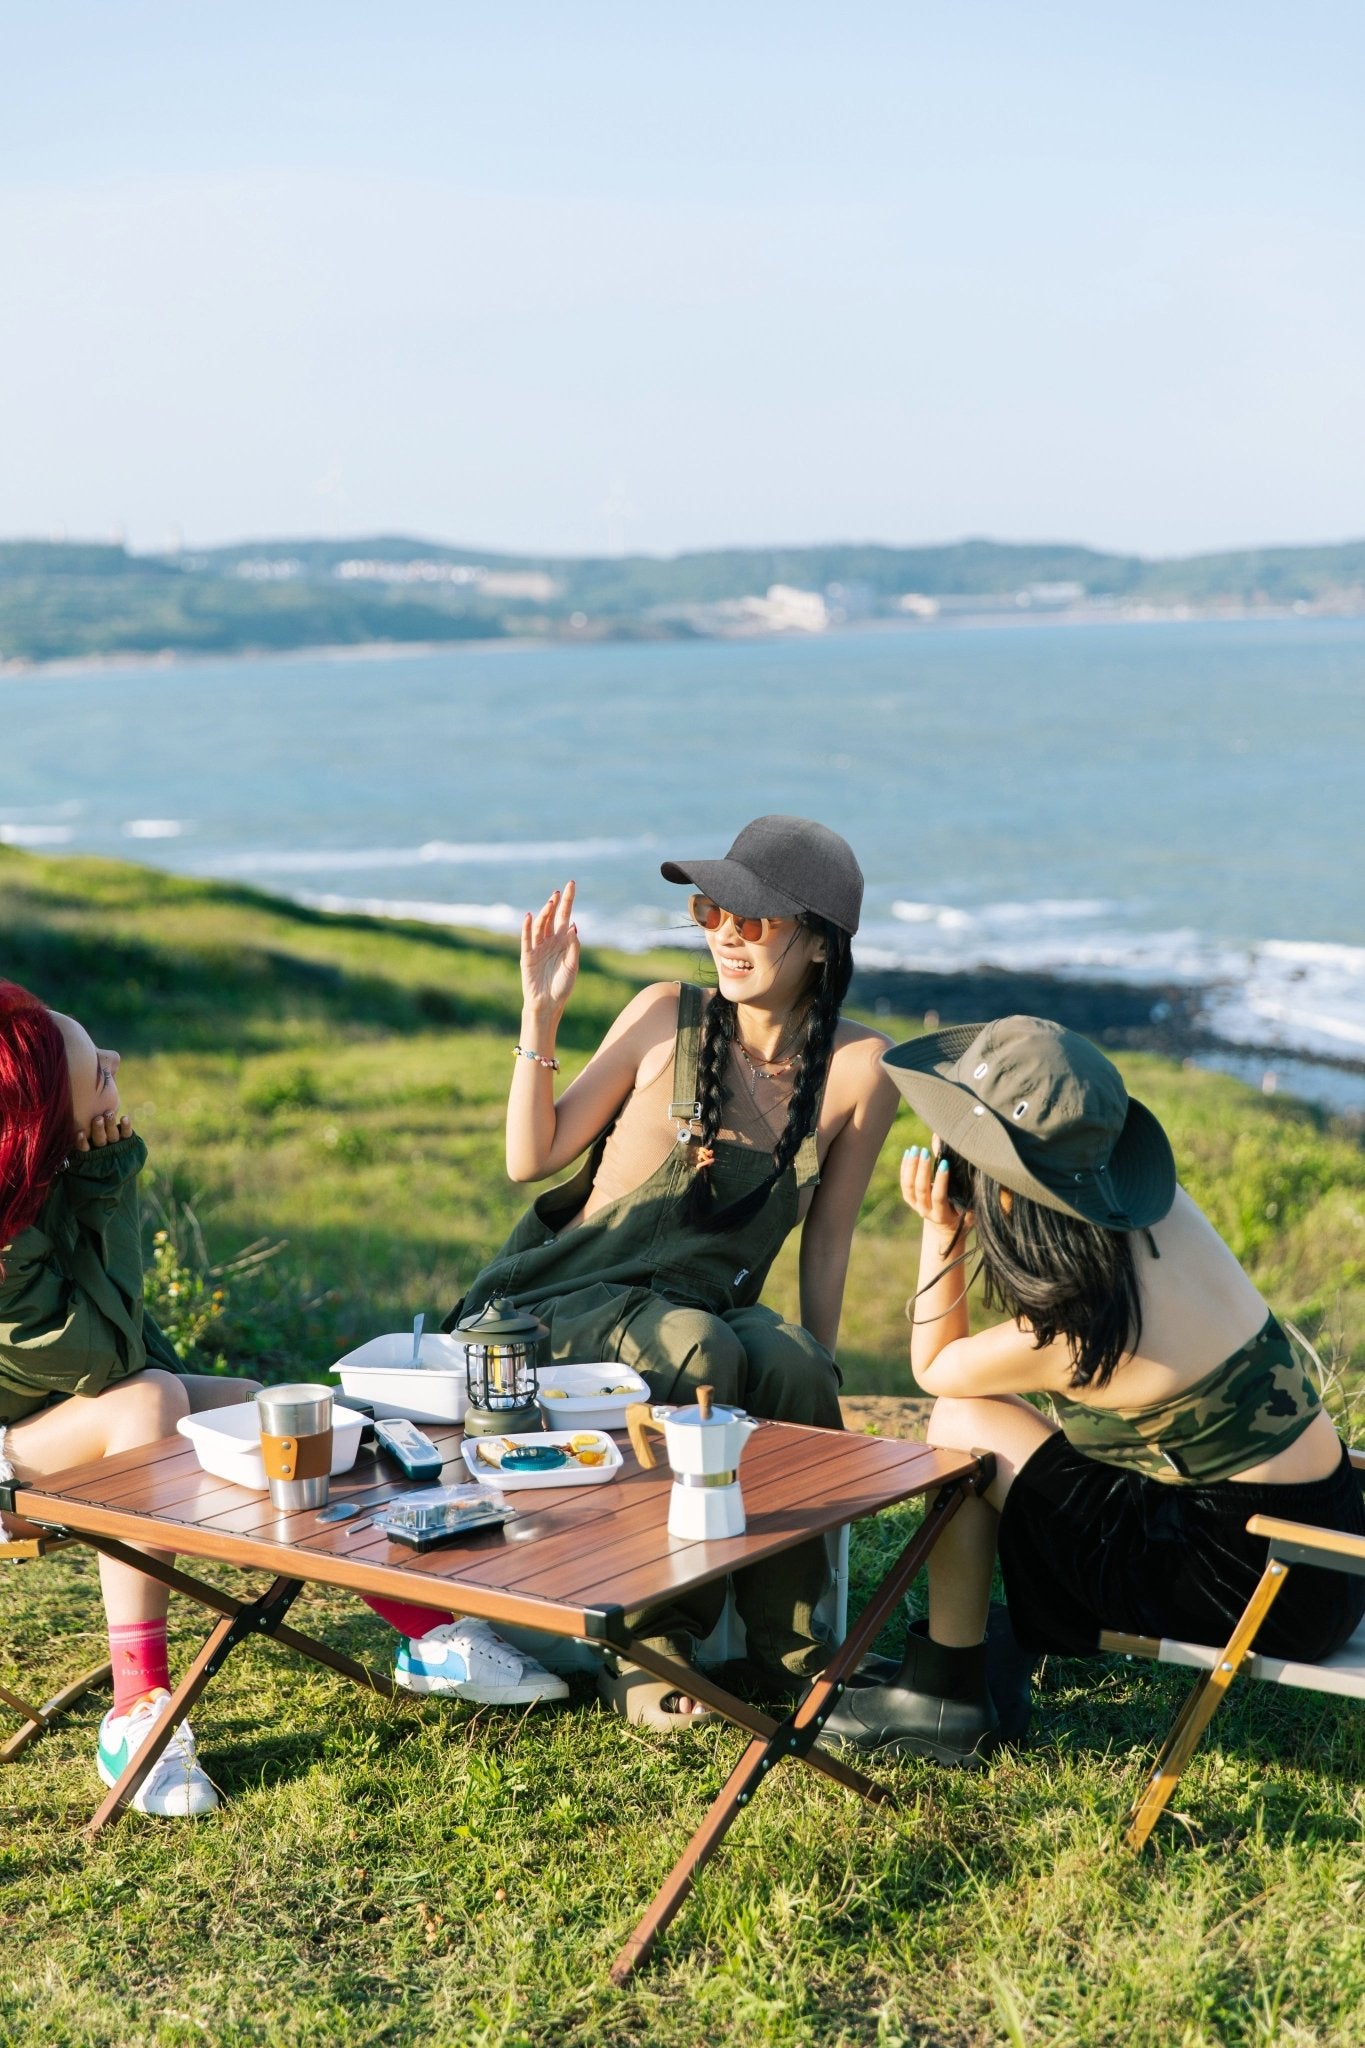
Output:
top-left (0, 1511), bottom-right (111, 1762)
top-left (1102, 1448), bottom-right (1365, 1849)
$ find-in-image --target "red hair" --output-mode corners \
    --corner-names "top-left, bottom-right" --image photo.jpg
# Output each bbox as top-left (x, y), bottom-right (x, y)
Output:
top-left (0, 981), bottom-right (72, 1256)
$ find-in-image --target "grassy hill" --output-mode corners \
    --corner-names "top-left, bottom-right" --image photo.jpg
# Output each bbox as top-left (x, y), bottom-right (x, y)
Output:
top-left (3, 847), bottom-right (1365, 2046)
top-left (3, 844), bottom-right (1362, 1393)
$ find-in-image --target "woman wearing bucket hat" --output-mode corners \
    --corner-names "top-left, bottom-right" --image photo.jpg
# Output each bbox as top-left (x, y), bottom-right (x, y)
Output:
top-left (401, 816), bottom-right (899, 1728)
top-left (823, 1014), bottom-right (1365, 1766)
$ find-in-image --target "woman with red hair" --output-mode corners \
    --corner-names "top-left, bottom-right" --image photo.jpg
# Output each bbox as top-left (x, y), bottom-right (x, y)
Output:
top-left (0, 980), bottom-right (260, 1815)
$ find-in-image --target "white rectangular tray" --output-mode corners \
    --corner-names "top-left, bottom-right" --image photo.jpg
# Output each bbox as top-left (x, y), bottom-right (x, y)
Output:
top-left (460, 1430), bottom-right (622, 1490)
top-left (536, 1363), bottom-right (649, 1425)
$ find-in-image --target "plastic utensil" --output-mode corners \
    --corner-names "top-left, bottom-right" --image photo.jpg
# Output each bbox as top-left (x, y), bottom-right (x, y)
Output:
top-left (411, 1311), bottom-right (425, 1366)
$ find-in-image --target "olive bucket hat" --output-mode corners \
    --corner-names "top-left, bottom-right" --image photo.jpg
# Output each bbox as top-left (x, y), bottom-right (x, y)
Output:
top-left (882, 1015), bottom-right (1176, 1230)
top-left (661, 815), bottom-right (863, 935)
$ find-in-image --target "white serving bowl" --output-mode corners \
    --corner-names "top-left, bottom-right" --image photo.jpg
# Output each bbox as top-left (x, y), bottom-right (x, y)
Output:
top-left (536, 1362), bottom-right (649, 1426)
top-left (177, 1401), bottom-right (366, 1491)
top-left (330, 1332), bottom-right (471, 1424)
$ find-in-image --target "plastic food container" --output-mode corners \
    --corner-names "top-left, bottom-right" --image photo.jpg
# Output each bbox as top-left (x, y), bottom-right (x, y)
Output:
top-left (330, 1332), bottom-right (471, 1423)
top-left (177, 1402), bottom-right (366, 1490)
top-left (461, 1429), bottom-right (623, 1490)
top-left (535, 1363), bottom-right (649, 1426)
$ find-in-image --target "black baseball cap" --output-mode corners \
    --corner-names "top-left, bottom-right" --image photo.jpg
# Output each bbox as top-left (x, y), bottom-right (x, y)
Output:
top-left (661, 815), bottom-right (863, 935)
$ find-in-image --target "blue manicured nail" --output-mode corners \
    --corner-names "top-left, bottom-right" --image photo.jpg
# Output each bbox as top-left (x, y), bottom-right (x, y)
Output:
top-left (936, 1157), bottom-right (949, 1172)
top-left (903, 1146), bottom-right (919, 1162)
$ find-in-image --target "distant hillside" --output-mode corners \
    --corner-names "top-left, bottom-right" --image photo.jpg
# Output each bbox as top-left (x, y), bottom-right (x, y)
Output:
top-left (3, 531), bottom-right (1363, 664)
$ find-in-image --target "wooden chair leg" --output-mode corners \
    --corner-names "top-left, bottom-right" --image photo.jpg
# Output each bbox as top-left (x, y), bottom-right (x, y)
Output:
top-left (1124, 1558), bottom-right (1290, 1851)
top-left (0, 1660), bottom-right (112, 1763)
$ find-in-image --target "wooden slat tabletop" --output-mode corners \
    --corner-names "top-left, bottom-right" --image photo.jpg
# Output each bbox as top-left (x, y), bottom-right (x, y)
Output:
top-left (13, 1423), bottom-right (976, 1648)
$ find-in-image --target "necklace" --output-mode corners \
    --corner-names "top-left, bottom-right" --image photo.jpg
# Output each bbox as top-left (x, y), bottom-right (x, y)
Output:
top-left (733, 1016), bottom-right (804, 1081)
top-left (734, 1040), bottom-right (799, 1082)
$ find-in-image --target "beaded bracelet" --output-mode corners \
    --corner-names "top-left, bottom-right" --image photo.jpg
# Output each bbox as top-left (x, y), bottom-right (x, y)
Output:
top-left (513, 1044), bottom-right (561, 1072)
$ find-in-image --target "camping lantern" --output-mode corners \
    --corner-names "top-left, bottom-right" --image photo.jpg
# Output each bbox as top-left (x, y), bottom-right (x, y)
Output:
top-left (453, 1297), bottom-right (548, 1437)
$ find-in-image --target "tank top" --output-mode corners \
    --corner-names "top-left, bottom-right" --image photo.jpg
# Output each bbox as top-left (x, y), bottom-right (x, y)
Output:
top-left (1052, 1313), bottom-right (1321, 1483)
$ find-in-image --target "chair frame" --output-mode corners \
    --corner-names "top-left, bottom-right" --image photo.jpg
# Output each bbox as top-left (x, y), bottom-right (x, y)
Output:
top-left (1103, 1448), bottom-right (1365, 1849)
top-left (1, 1514), bottom-right (111, 1763)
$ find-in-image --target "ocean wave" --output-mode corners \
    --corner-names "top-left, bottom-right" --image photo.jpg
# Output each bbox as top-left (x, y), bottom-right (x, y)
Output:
top-left (0, 824), bottom-right (74, 847)
top-left (123, 819), bottom-right (188, 839)
top-left (206, 834), bottom-right (656, 877)
top-left (299, 892), bottom-right (693, 952)
top-left (892, 897), bottom-right (1115, 930)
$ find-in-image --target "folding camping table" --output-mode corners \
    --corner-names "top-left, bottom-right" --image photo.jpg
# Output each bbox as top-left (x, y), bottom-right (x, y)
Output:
top-left (8, 1417), bottom-right (988, 1982)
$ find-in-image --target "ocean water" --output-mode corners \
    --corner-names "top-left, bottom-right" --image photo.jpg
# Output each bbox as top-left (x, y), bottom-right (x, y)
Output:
top-left (3, 616), bottom-right (1363, 1100)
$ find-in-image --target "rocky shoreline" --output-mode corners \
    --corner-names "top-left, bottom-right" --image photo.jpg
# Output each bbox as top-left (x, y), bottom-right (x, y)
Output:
top-left (846, 960), bottom-right (1365, 1117)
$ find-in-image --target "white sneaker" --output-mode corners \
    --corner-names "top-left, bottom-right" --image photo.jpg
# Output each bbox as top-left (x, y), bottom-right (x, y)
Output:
top-left (96, 1690), bottom-right (220, 1817)
top-left (394, 1618), bottom-right (570, 1704)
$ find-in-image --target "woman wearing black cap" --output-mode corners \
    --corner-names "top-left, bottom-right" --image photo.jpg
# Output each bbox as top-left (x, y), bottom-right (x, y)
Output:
top-left (425, 816), bottom-right (898, 1728)
top-left (824, 1015), bottom-right (1365, 1766)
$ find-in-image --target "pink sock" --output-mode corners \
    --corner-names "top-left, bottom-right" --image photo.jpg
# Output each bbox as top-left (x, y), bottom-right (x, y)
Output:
top-left (108, 1619), bottom-right (172, 1714)
top-left (361, 1594), bottom-right (453, 1640)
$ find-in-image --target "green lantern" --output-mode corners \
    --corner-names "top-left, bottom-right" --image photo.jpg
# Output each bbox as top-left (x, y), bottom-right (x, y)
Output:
top-left (453, 1296), bottom-right (548, 1437)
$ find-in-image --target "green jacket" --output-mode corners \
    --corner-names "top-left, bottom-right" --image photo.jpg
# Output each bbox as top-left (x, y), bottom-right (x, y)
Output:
top-left (0, 1133), bottom-right (181, 1426)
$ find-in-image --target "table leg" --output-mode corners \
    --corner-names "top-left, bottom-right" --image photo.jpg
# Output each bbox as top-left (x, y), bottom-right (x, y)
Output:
top-left (609, 1468), bottom-right (980, 1985)
top-left (85, 1575), bottom-right (300, 1835)
top-left (76, 1534), bottom-right (400, 1697)
top-left (75, 1548), bottom-right (400, 1834)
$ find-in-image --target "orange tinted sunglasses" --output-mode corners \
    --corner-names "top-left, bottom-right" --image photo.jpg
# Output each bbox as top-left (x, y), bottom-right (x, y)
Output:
top-left (687, 894), bottom-right (782, 945)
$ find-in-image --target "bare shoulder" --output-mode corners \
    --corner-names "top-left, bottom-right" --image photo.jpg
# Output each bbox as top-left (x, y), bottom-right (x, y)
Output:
top-left (827, 1016), bottom-right (894, 1091)
top-left (609, 980), bottom-right (684, 1087)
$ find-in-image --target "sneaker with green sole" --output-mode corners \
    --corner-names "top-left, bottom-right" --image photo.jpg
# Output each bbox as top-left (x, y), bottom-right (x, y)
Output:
top-left (96, 1690), bottom-right (219, 1817)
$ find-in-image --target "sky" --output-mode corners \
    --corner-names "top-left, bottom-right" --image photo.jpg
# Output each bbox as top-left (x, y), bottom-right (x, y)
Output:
top-left (2, 2), bottom-right (1363, 561)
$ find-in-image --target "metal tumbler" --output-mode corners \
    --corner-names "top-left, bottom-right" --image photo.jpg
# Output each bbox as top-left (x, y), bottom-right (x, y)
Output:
top-left (255, 1384), bottom-right (334, 1509)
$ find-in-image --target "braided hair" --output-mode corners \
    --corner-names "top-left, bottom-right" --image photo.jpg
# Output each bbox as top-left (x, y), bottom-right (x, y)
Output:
top-left (683, 914), bottom-right (854, 1231)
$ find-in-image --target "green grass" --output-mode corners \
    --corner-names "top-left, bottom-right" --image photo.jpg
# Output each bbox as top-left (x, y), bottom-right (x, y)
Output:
top-left (4, 844), bottom-right (1365, 2044)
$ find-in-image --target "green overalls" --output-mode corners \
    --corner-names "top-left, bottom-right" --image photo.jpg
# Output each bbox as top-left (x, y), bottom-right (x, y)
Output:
top-left (449, 984), bottom-right (843, 1674)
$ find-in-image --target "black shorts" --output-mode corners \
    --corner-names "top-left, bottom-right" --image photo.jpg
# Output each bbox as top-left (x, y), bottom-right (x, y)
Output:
top-left (997, 1432), bottom-right (1365, 1661)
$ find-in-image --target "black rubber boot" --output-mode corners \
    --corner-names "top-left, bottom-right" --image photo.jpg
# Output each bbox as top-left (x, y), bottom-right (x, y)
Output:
top-left (821, 1620), bottom-right (1000, 1767)
top-left (981, 1602), bottom-right (1036, 1745)
top-left (846, 1604), bottom-right (1036, 1745)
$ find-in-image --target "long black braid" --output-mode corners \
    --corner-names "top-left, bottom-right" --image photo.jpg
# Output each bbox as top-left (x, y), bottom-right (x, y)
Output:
top-left (683, 915), bottom-right (854, 1231)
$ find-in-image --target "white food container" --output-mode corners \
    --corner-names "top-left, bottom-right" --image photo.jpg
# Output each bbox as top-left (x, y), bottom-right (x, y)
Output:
top-left (535, 1362), bottom-right (649, 1426)
top-left (177, 1402), bottom-right (366, 1490)
top-left (330, 1332), bottom-right (471, 1423)
top-left (460, 1429), bottom-right (623, 1490)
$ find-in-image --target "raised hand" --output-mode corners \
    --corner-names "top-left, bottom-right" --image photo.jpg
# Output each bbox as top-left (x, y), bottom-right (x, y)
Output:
top-left (521, 881), bottom-right (580, 1018)
top-left (901, 1140), bottom-right (968, 1230)
top-left (74, 1111), bottom-right (133, 1153)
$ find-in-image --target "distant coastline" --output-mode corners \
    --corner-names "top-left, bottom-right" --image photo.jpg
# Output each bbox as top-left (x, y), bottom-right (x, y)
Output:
top-left (3, 595), bottom-right (1363, 682)
top-left (3, 529), bottom-right (1365, 668)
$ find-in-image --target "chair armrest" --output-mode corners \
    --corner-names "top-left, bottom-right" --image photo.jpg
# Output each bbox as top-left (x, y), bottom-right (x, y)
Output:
top-left (1349, 1448), bottom-right (1365, 1477)
top-left (1245, 1514), bottom-right (1365, 1577)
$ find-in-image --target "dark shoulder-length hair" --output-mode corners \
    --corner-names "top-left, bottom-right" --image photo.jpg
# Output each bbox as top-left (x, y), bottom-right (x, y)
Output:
top-left (958, 1154), bottom-right (1144, 1390)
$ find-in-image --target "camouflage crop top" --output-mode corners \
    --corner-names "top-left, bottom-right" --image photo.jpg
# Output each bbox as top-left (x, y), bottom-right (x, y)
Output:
top-left (1052, 1314), bottom-right (1321, 1485)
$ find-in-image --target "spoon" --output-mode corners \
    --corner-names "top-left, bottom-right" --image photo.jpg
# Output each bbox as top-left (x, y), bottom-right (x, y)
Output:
top-left (411, 1311), bottom-right (425, 1367)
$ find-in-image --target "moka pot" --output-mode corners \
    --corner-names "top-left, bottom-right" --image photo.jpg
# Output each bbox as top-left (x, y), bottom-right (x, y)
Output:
top-left (626, 1384), bottom-right (760, 1541)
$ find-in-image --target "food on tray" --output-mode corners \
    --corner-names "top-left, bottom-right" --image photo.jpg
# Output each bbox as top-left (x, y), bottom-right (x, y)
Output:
top-left (473, 1431), bottom-right (611, 1471)
top-left (542, 1388), bottom-right (568, 1399)
top-left (502, 1445), bottom-right (568, 1472)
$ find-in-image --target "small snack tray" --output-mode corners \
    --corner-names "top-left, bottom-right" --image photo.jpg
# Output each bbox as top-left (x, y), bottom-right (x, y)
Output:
top-left (536, 1363), bottom-right (649, 1424)
top-left (460, 1429), bottom-right (623, 1490)
top-left (371, 1483), bottom-right (517, 1550)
